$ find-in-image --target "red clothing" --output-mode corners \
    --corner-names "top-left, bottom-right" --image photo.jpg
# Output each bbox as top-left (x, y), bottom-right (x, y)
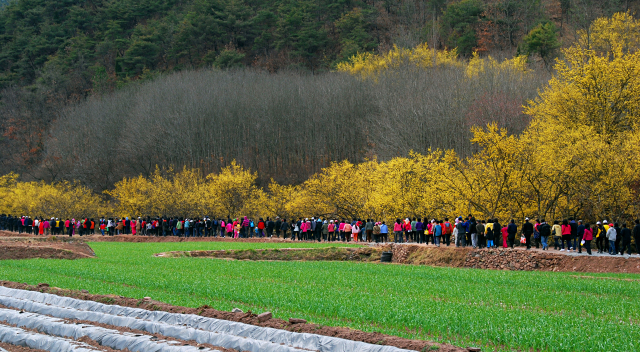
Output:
top-left (502, 227), bottom-right (508, 248)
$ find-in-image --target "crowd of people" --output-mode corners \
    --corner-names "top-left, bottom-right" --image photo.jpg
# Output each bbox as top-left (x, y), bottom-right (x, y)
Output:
top-left (1, 214), bottom-right (639, 255)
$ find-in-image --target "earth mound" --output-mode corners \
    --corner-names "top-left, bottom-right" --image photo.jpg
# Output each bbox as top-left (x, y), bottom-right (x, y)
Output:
top-left (158, 244), bottom-right (640, 274)
top-left (0, 238), bottom-right (95, 260)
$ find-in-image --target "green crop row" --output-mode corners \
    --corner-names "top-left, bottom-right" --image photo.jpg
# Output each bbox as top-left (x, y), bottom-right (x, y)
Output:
top-left (0, 241), bottom-right (638, 352)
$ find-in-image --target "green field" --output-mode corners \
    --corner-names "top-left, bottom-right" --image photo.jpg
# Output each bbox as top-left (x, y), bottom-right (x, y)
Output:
top-left (0, 241), bottom-right (638, 352)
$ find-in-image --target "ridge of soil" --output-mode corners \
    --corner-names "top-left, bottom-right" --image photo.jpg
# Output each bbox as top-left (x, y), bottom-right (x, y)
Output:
top-left (0, 239), bottom-right (95, 260)
top-left (0, 281), bottom-right (471, 352)
top-left (158, 245), bottom-right (640, 274)
top-left (158, 246), bottom-right (384, 262)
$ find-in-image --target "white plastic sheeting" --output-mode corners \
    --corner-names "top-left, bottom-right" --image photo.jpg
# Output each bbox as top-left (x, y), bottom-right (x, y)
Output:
top-left (0, 296), bottom-right (301, 352)
top-left (0, 308), bottom-right (217, 352)
top-left (0, 323), bottom-right (100, 351)
top-left (0, 286), bottom-right (418, 352)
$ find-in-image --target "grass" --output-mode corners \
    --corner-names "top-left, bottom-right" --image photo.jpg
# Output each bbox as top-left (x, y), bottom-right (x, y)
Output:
top-left (0, 241), bottom-right (638, 352)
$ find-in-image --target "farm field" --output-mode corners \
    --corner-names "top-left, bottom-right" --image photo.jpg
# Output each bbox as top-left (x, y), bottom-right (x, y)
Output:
top-left (0, 241), bottom-right (639, 352)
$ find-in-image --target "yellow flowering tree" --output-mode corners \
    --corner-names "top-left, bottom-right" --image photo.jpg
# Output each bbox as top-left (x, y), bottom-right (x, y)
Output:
top-left (206, 161), bottom-right (260, 218)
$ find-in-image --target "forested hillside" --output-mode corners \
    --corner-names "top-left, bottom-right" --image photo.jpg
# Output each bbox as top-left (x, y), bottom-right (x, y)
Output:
top-left (0, 0), bottom-right (635, 87)
top-left (0, 0), bottom-right (638, 189)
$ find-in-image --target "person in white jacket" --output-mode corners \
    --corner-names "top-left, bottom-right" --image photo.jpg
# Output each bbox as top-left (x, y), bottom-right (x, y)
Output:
top-left (606, 225), bottom-right (617, 255)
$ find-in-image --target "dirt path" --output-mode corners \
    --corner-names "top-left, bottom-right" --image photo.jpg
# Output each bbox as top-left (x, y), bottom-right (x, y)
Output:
top-left (158, 244), bottom-right (640, 274)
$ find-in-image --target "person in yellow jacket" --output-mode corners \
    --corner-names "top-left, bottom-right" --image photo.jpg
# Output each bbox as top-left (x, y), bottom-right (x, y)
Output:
top-left (595, 221), bottom-right (606, 253)
top-left (552, 220), bottom-right (562, 250)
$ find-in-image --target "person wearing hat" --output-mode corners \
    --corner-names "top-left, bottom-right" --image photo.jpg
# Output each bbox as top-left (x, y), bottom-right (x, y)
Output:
top-left (606, 222), bottom-right (617, 255)
top-left (372, 221), bottom-right (381, 243)
top-left (595, 221), bottom-right (605, 253)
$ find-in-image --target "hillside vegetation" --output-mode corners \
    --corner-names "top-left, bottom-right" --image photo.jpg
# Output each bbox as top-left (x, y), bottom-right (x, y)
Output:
top-left (0, 2), bottom-right (639, 221)
top-left (0, 0), bottom-right (637, 178)
top-left (0, 13), bottom-right (638, 222)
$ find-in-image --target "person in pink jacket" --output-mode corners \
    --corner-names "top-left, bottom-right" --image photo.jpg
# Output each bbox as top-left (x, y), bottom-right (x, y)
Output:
top-left (343, 222), bottom-right (352, 242)
top-left (394, 219), bottom-right (404, 243)
top-left (502, 226), bottom-right (508, 248)
top-left (352, 223), bottom-right (360, 242)
top-left (582, 223), bottom-right (593, 255)
top-left (225, 222), bottom-right (233, 237)
top-left (299, 220), bottom-right (307, 241)
top-left (42, 218), bottom-right (50, 235)
top-left (338, 221), bottom-right (346, 241)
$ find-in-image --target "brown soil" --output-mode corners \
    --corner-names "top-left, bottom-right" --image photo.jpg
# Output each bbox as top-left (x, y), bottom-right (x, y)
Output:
top-left (159, 247), bottom-right (383, 262)
top-left (552, 254), bottom-right (640, 273)
top-left (0, 281), bottom-right (470, 352)
top-left (160, 244), bottom-right (640, 274)
top-left (396, 246), bottom-right (472, 266)
top-left (0, 231), bottom-right (34, 238)
top-left (0, 238), bottom-right (95, 260)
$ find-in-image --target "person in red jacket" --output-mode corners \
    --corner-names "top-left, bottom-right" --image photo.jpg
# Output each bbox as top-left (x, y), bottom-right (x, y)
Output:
top-left (502, 225), bottom-right (508, 248)
top-left (582, 223), bottom-right (593, 255)
top-left (257, 218), bottom-right (266, 238)
top-left (403, 218), bottom-right (411, 243)
top-left (443, 218), bottom-right (452, 246)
